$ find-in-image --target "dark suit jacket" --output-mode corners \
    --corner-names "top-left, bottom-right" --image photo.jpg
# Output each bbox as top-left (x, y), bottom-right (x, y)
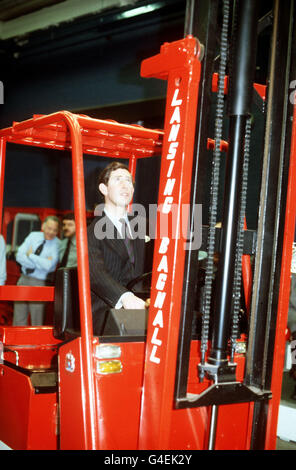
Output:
top-left (87, 213), bottom-right (146, 335)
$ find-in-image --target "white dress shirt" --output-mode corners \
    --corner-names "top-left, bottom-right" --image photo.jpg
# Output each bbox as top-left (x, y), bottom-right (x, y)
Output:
top-left (103, 207), bottom-right (132, 239)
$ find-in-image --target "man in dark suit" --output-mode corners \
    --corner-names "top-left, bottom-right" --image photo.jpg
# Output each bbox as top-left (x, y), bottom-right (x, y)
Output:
top-left (87, 161), bottom-right (147, 335)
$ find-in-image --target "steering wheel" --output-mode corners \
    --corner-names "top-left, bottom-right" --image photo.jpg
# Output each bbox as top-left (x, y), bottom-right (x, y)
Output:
top-left (126, 272), bottom-right (152, 299)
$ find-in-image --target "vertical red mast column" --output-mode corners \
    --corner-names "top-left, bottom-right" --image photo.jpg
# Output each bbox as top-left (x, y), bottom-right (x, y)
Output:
top-left (265, 101), bottom-right (296, 449)
top-left (138, 36), bottom-right (203, 449)
top-left (0, 138), bottom-right (6, 233)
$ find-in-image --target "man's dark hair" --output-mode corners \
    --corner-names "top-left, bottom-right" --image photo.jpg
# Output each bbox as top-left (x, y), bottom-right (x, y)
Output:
top-left (62, 212), bottom-right (75, 221)
top-left (97, 161), bottom-right (132, 188)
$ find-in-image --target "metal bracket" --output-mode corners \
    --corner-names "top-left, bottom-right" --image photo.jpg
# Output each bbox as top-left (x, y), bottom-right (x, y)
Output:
top-left (198, 360), bottom-right (237, 383)
top-left (175, 382), bottom-right (272, 409)
top-left (201, 225), bottom-right (257, 255)
top-left (175, 359), bottom-right (272, 409)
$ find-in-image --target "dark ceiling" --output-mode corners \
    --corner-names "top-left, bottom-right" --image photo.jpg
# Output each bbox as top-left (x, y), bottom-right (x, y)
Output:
top-left (0, 0), bottom-right (65, 21)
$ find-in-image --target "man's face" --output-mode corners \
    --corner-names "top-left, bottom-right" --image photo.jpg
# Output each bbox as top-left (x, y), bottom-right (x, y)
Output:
top-left (62, 219), bottom-right (76, 239)
top-left (100, 168), bottom-right (134, 209)
top-left (43, 219), bottom-right (59, 240)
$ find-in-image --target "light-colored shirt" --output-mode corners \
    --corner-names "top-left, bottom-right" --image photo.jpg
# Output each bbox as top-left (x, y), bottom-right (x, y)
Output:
top-left (0, 235), bottom-right (6, 286)
top-left (59, 235), bottom-right (77, 267)
top-left (16, 231), bottom-right (60, 281)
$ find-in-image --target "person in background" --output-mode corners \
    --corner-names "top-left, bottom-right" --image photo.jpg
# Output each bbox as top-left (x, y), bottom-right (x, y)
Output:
top-left (0, 234), bottom-right (6, 286)
top-left (59, 213), bottom-right (77, 268)
top-left (13, 215), bottom-right (60, 326)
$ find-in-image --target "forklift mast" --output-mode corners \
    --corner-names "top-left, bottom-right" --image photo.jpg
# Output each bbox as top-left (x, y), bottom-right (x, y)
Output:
top-left (0, 0), bottom-right (295, 450)
top-left (140, 0), bottom-right (296, 449)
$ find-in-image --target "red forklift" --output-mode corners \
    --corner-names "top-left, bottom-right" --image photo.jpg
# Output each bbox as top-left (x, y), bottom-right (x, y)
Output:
top-left (0, 0), bottom-right (295, 450)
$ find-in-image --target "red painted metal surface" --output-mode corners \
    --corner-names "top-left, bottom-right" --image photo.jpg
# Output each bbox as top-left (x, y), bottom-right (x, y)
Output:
top-left (1, 114), bottom-right (162, 159)
top-left (242, 218), bottom-right (253, 313)
top-left (0, 285), bottom-right (54, 301)
top-left (0, 110), bottom-right (164, 449)
top-left (0, 325), bottom-right (60, 344)
top-left (58, 337), bottom-right (89, 450)
top-left (0, 324), bottom-right (254, 450)
top-left (207, 137), bottom-right (229, 152)
top-left (65, 111), bottom-right (97, 449)
top-left (58, 336), bottom-right (251, 450)
top-left (0, 139), bottom-right (6, 235)
top-left (264, 102), bottom-right (296, 449)
top-left (59, 337), bottom-right (145, 450)
top-left (0, 326), bottom-right (60, 449)
top-left (0, 33), bottom-right (289, 451)
top-left (138, 35), bottom-right (203, 449)
top-left (0, 363), bottom-right (58, 449)
top-left (212, 72), bottom-right (266, 100)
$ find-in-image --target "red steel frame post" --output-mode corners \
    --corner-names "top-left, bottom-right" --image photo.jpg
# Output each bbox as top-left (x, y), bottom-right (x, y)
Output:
top-left (65, 112), bottom-right (98, 450)
top-left (138, 36), bottom-right (203, 449)
top-left (128, 155), bottom-right (137, 210)
top-left (242, 218), bottom-right (252, 313)
top-left (264, 102), bottom-right (296, 449)
top-left (128, 155), bottom-right (137, 182)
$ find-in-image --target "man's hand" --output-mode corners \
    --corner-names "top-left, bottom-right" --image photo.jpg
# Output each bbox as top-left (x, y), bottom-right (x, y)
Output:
top-left (122, 292), bottom-right (146, 309)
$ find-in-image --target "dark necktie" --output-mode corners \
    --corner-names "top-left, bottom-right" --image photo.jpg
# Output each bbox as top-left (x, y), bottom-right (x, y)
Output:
top-left (60, 239), bottom-right (71, 268)
top-left (26, 240), bottom-right (46, 274)
top-left (119, 218), bottom-right (135, 265)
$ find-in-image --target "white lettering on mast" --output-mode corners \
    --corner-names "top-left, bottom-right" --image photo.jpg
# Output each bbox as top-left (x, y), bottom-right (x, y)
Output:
top-left (149, 85), bottom-right (182, 365)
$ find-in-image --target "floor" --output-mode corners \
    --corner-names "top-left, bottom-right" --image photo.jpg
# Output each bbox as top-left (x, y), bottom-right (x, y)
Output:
top-left (276, 437), bottom-right (296, 450)
top-left (276, 371), bottom-right (296, 450)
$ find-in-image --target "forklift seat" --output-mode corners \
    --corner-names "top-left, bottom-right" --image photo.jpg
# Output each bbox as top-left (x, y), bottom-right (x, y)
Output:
top-left (53, 267), bottom-right (80, 339)
top-left (53, 266), bottom-right (148, 339)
